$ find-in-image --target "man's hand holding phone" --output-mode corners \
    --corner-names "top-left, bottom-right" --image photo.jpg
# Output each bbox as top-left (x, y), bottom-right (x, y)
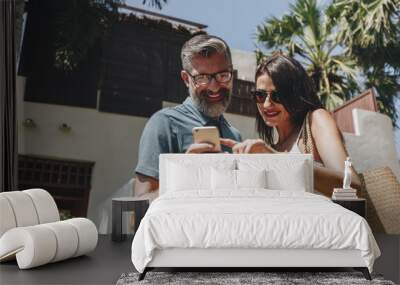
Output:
top-left (186, 126), bottom-right (222, 154)
top-left (185, 142), bottom-right (219, 154)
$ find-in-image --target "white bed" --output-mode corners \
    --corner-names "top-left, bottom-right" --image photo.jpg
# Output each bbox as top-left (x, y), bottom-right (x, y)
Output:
top-left (131, 154), bottom-right (380, 280)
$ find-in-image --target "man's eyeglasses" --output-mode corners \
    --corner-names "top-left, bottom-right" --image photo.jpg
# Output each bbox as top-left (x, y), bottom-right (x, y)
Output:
top-left (186, 70), bottom-right (233, 86)
top-left (250, 89), bottom-right (282, 104)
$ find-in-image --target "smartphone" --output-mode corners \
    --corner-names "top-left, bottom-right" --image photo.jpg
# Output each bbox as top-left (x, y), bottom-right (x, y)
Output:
top-left (192, 126), bottom-right (221, 152)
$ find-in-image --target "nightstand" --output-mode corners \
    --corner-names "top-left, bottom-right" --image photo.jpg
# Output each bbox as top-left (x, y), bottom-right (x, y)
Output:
top-left (112, 197), bottom-right (149, 242)
top-left (332, 198), bottom-right (366, 218)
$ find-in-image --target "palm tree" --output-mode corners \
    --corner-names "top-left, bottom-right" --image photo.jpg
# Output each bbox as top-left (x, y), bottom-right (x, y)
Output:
top-left (142, 0), bottom-right (167, 10)
top-left (326, 0), bottom-right (400, 124)
top-left (256, 0), bottom-right (359, 111)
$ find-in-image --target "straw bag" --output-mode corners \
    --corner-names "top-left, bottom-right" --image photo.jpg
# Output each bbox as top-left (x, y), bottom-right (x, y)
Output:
top-left (300, 112), bottom-right (399, 233)
top-left (359, 167), bottom-right (400, 234)
top-left (299, 112), bottom-right (314, 155)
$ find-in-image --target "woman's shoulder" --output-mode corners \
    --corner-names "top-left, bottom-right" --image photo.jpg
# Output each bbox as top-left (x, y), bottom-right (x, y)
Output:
top-left (309, 108), bottom-right (333, 121)
top-left (306, 109), bottom-right (340, 165)
top-left (308, 108), bottom-right (337, 131)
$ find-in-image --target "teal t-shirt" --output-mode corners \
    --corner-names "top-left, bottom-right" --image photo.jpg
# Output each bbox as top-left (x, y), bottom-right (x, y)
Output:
top-left (135, 96), bottom-right (242, 179)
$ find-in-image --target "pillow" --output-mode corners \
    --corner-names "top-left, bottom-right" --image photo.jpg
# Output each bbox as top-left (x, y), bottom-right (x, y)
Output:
top-left (211, 168), bottom-right (236, 190)
top-left (236, 169), bottom-right (267, 189)
top-left (237, 158), bottom-right (308, 192)
top-left (167, 162), bottom-right (210, 191)
top-left (166, 159), bottom-right (235, 192)
top-left (266, 162), bottom-right (307, 191)
top-left (211, 168), bottom-right (267, 191)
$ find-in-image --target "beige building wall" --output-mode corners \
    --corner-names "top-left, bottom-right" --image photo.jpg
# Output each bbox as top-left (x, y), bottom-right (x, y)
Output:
top-left (344, 109), bottom-right (400, 181)
top-left (231, 49), bottom-right (257, 82)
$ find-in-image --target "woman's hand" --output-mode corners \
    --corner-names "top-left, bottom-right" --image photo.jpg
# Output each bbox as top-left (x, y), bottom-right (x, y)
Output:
top-left (220, 138), bottom-right (276, 154)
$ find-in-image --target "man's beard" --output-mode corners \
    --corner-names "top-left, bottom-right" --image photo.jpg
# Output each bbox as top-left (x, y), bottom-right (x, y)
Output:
top-left (189, 86), bottom-right (232, 118)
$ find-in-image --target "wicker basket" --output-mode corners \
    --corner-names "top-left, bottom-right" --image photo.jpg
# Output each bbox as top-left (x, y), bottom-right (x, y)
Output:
top-left (359, 167), bottom-right (400, 234)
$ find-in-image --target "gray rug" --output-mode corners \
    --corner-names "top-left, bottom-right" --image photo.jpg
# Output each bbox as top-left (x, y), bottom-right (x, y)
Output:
top-left (116, 271), bottom-right (396, 285)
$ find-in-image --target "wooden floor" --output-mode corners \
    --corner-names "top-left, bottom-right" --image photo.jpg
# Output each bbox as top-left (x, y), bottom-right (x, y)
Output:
top-left (0, 234), bottom-right (398, 285)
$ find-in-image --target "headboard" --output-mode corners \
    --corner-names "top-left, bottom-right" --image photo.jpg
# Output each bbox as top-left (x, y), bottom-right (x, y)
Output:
top-left (159, 154), bottom-right (314, 195)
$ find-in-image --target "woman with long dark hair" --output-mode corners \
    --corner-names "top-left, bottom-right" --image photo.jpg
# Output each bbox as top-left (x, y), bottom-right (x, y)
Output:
top-left (221, 53), bottom-right (361, 195)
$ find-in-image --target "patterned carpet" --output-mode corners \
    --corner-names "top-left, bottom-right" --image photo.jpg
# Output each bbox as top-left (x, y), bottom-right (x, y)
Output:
top-left (116, 271), bottom-right (396, 285)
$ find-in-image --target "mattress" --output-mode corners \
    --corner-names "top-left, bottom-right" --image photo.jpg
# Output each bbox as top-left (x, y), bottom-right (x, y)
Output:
top-left (131, 190), bottom-right (380, 273)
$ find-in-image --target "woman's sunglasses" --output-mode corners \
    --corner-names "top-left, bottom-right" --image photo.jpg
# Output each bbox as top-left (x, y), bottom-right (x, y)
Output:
top-left (250, 89), bottom-right (282, 104)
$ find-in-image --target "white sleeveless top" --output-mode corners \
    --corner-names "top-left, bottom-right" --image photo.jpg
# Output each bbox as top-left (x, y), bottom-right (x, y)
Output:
top-left (288, 126), bottom-right (304, 154)
top-left (288, 119), bottom-right (324, 167)
top-left (289, 118), bottom-right (325, 195)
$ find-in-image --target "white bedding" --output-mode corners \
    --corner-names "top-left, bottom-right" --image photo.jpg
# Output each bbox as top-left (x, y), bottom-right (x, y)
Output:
top-left (131, 190), bottom-right (380, 273)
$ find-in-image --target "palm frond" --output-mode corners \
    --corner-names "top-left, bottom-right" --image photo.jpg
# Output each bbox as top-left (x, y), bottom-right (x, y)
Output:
top-left (257, 0), bottom-right (399, 124)
top-left (142, 0), bottom-right (167, 10)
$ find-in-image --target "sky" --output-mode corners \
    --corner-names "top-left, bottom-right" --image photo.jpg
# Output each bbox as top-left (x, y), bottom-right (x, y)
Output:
top-left (126, 0), bottom-right (400, 157)
top-left (126, 0), bottom-right (292, 52)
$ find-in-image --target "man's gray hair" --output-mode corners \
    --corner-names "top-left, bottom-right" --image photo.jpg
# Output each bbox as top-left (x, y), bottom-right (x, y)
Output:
top-left (181, 34), bottom-right (232, 72)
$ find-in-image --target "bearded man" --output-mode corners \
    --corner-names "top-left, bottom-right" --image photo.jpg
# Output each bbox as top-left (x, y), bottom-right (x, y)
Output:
top-left (134, 34), bottom-right (242, 198)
